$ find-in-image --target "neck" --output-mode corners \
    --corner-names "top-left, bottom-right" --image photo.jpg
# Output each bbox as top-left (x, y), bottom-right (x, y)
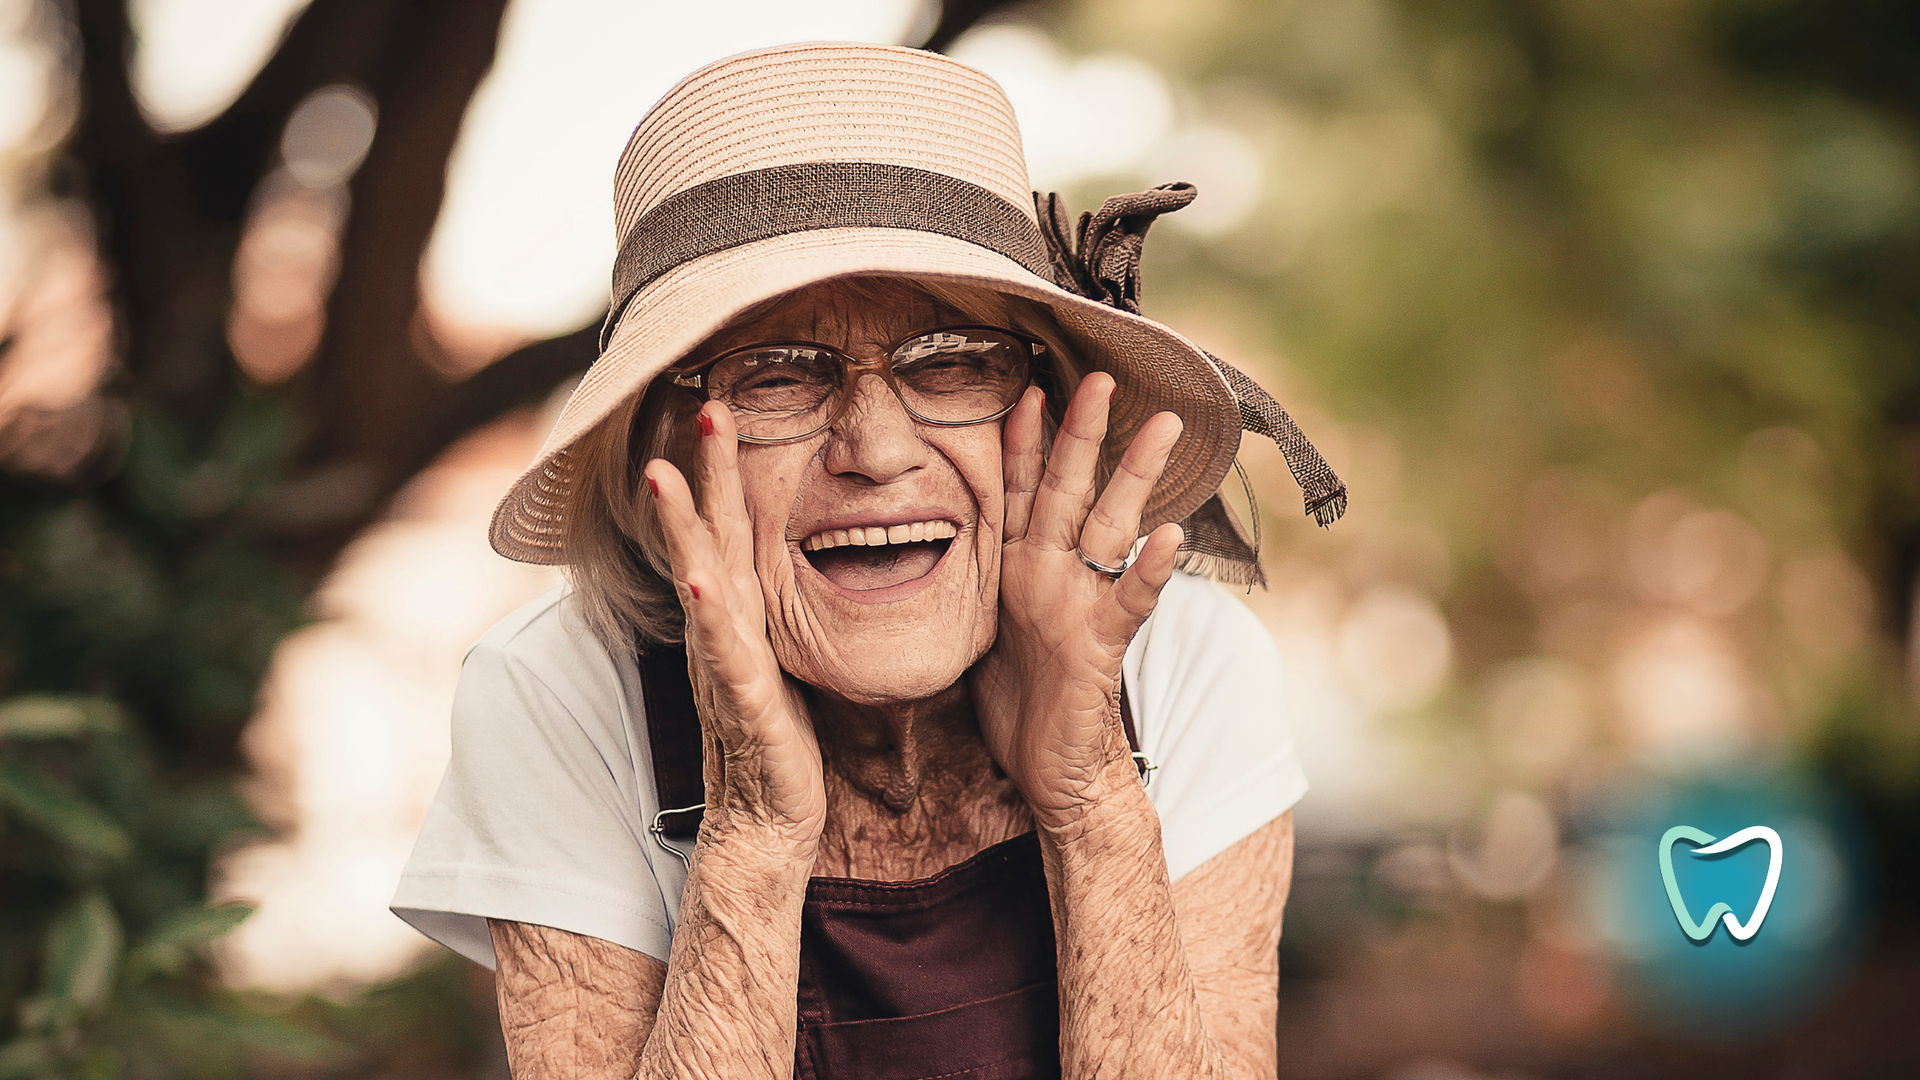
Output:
top-left (805, 681), bottom-right (989, 813)
top-left (805, 680), bottom-right (1033, 881)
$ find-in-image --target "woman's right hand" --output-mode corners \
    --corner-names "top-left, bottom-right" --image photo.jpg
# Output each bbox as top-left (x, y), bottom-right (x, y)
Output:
top-left (644, 403), bottom-right (827, 852)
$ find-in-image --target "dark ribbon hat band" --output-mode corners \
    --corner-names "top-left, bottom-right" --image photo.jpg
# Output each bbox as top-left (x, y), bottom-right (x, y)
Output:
top-left (602, 162), bottom-right (1055, 349)
top-left (602, 162), bottom-right (1348, 564)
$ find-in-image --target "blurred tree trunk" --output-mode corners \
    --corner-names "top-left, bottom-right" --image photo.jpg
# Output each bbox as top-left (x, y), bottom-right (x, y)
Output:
top-left (68, 0), bottom-right (527, 579)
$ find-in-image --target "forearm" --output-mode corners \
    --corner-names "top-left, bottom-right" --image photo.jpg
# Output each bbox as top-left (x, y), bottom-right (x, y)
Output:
top-left (492, 919), bottom-right (667, 1078)
top-left (1037, 764), bottom-right (1243, 1080)
top-left (490, 823), bottom-right (813, 1080)
top-left (638, 822), bottom-right (815, 1079)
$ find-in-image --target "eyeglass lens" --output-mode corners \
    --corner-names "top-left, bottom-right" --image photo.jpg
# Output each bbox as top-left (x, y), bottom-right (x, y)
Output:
top-left (706, 328), bottom-right (1030, 441)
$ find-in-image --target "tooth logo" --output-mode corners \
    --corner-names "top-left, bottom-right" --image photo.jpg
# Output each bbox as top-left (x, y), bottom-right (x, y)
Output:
top-left (1659, 825), bottom-right (1784, 942)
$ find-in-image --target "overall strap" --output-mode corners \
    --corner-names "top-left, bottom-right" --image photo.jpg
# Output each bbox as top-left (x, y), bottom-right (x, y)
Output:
top-left (637, 645), bottom-right (707, 841)
top-left (637, 646), bottom-right (1148, 843)
top-left (1118, 681), bottom-right (1155, 786)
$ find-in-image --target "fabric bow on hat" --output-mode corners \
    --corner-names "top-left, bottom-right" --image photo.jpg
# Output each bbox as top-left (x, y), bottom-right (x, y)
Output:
top-left (1034, 183), bottom-right (1350, 586)
top-left (1037, 183), bottom-right (1199, 315)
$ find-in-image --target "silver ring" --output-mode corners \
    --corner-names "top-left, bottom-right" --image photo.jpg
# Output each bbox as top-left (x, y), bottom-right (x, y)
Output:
top-left (1078, 548), bottom-right (1134, 578)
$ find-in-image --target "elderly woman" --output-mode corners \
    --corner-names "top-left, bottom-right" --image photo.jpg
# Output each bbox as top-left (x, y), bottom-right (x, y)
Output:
top-left (394, 42), bottom-right (1344, 1080)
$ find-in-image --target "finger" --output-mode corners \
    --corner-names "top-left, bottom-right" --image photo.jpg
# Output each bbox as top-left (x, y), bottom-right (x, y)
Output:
top-left (644, 458), bottom-right (720, 593)
top-left (1001, 386), bottom-right (1046, 541)
top-left (1095, 521), bottom-right (1184, 651)
top-left (692, 402), bottom-right (753, 567)
top-left (680, 564), bottom-right (773, 702)
top-left (1078, 411), bottom-right (1183, 566)
top-left (1027, 372), bottom-right (1114, 550)
top-left (656, 468), bottom-right (777, 726)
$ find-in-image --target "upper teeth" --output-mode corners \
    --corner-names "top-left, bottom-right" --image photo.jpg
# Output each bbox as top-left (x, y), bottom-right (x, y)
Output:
top-left (802, 520), bottom-right (959, 551)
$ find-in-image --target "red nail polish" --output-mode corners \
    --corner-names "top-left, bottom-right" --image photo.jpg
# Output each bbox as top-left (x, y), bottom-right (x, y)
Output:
top-left (687, 582), bottom-right (701, 600)
top-left (697, 413), bottom-right (715, 437)
top-left (646, 477), bottom-right (659, 497)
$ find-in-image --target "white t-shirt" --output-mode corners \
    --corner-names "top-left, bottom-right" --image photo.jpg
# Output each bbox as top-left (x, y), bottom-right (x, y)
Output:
top-left (392, 571), bottom-right (1307, 969)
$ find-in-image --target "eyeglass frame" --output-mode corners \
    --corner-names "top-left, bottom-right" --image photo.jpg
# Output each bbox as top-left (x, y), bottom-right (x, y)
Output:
top-left (667, 324), bottom-right (1047, 445)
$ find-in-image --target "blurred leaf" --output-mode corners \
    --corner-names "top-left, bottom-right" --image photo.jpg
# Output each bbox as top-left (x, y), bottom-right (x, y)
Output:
top-left (74, 1047), bottom-right (120, 1080)
top-left (0, 697), bottom-right (125, 741)
top-left (138, 783), bottom-right (261, 857)
top-left (22, 506), bottom-right (167, 647)
top-left (214, 1011), bottom-right (345, 1062)
top-left (0, 765), bottom-right (131, 859)
top-left (127, 905), bottom-right (254, 976)
top-left (41, 890), bottom-right (123, 1012)
top-left (0, 1037), bottom-right (54, 1080)
top-left (142, 903), bottom-right (254, 949)
top-left (133, 1000), bottom-right (345, 1064)
top-left (16, 996), bottom-right (61, 1033)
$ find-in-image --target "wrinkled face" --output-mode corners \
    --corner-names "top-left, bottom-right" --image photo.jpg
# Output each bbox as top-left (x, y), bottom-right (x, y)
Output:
top-left (684, 278), bottom-right (1014, 706)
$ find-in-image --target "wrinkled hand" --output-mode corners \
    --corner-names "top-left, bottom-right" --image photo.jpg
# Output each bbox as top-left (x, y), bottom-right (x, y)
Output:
top-left (969, 375), bottom-right (1184, 826)
top-left (645, 404), bottom-right (825, 850)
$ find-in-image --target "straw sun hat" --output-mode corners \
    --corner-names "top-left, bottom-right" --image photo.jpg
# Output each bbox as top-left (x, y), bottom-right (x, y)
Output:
top-left (489, 41), bottom-right (1346, 585)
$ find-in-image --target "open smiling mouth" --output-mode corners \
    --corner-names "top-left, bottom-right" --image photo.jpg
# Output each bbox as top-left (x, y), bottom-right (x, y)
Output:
top-left (800, 520), bottom-right (958, 592)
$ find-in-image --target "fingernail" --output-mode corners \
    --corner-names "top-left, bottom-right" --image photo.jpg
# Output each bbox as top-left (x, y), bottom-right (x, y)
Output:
top-left (697, 413), bottom-right (715, 437)
top-left (646, 477), bottom-right (659, 497)
top-left (687, 582), bottom-right (701, 600)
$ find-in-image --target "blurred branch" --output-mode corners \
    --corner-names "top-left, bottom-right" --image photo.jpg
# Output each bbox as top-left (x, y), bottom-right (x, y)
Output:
top-left (282, 0), bottom-right (512, 566)
top-left (66, 0), bottom-right (147, 161)
top-left (64, 0), bottom-right (425, 423)
top-left (60, 0), bottom-right (513, 575)
top-left (402, 324), bottom-right (601, 480)
top-left (67, 0), bottom-right (218, 412)
top-left (177, 0), bottom-right (408, 220)
top-left (1726, 0), bottom-right (1920, 117)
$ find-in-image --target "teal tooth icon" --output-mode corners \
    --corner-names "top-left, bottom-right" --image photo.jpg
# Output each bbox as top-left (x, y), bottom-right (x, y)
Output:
top-left (1660, 825), bottom-right (1784, 942)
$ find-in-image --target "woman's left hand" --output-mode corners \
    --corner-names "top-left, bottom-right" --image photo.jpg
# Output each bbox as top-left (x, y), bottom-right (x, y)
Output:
top-left (968, 374), bottom-right (1185, 827)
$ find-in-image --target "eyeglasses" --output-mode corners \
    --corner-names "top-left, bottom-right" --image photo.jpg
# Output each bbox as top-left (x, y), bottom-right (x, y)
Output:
top-left (669, 325), bottom-right (1044, 444)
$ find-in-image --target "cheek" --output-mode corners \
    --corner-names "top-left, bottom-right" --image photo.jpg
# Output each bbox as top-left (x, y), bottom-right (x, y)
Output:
top-left (936, 430), bottom-right (1006, 646)
top-left (938, 428), bottom-right (1007, 532)
top-left (735, 445), bottom-right (813, 552)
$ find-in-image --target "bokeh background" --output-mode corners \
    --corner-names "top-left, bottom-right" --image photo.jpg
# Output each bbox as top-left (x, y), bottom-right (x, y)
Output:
top-left (3, 0), bottom-right (1917, 1076)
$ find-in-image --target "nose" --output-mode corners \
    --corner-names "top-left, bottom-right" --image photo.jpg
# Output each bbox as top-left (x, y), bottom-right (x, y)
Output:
top-left (820, 371), bottom-right (930, 485)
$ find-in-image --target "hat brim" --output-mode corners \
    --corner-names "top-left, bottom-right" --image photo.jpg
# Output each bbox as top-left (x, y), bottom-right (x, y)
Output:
top-left (489, 226), bottom-right (1242, 564)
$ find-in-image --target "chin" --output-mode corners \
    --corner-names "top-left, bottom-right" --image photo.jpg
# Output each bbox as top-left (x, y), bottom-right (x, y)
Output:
top-left (814, 654), bottom-right (976, 707)
top-left (766, 515), bottom-right (998, 706)
top-left (773, 600), bottom-right (993, 707)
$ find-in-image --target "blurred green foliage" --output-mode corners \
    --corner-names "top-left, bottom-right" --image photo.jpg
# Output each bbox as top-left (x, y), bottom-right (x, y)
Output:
top-left (0, 391), bottom-right (512, 1077)
top-left (0, 398), bottom-right (337, 1078)
top-left (0, 386), bottom-right (516, 1080)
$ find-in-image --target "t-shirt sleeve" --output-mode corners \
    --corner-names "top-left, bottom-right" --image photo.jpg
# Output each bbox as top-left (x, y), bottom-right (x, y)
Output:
top-left (1128, 572), bottom-right (1308, 883)
top-left (390, 617), bottom-right (673, 969)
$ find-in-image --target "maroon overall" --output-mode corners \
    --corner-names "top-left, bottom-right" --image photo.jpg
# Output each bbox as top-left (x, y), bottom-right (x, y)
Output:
top-left (638, 647), bottom-right (1141, 1080)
